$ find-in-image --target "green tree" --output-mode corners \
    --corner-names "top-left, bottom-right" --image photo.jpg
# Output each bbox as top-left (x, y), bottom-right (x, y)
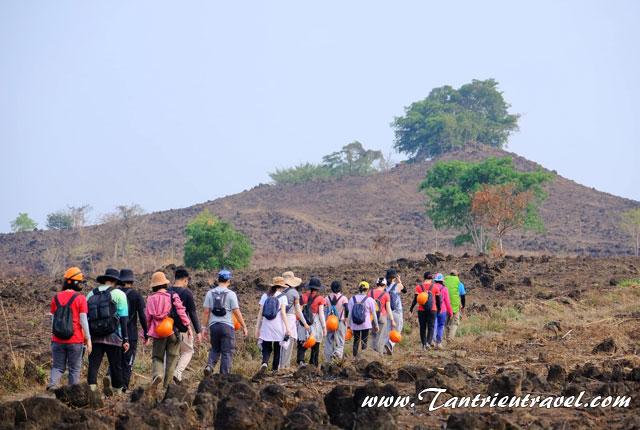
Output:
top-left (322, 141), bottom-right (385, 176)
top-left (46, 210), bottom-right (73, 230)
top-left (10, 212), bottom-right (38, 232)
top-left (392, 79), bottom-right (520, 160)
top-left (620, 208), bottom-right (640, 256)
top-left (419, 157), bottom-right (552, 253)
top-left (184, 210), bottom-right (253, 270)
top-left (269, 163), bottom-right (333, 185)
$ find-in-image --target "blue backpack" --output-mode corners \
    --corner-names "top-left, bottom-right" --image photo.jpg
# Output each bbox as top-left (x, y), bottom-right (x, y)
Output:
top-left (388, 283), bottom-right (400, 312)
top-left (350, 296), bottom-right (368, 325)
top-left (262, 293), bottom-right (283, 320)
top-left (325, 294), bottom-right (342, 318)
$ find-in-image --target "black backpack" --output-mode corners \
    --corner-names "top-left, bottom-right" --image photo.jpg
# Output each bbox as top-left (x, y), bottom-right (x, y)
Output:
top-left (301, 293), bottom-right (315, 325)
top-left (87, 288), bottom-right (119, 337)
top-left (211, 290), bottom-right (228, 317)
top-left (169, 292), bottom-right (189, 333)
top-left (350, 296), bottom-right (368, 325)
top-left (52, 293), bottom-right (79, 340)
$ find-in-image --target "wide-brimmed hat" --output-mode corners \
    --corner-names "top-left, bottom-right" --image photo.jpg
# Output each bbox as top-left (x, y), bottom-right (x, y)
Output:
top-left (386, 269), bottom-right (398, 280)
top-left (118, 269), bottom-right (135, 284)
top-left (282, 271), bottom-right (302, 287)
top-left (272, 276), bottom-right (287, 288)
top-left (96, 268), bottom-right (120, 284)
top-left (306, 277), bottom-right (323, 291)
top-left (150, 271), bottom-right (170, 289)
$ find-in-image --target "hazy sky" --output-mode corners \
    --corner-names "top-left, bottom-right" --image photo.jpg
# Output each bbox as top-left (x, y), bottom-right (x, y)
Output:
top-left (1, 1), bottom-right (638, 232)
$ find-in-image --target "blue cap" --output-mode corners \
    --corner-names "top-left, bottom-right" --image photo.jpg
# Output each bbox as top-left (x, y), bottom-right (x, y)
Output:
top-left (218, 269), bottom-right (232, 281)
top-left (434, 273), bottom-right (444, 282)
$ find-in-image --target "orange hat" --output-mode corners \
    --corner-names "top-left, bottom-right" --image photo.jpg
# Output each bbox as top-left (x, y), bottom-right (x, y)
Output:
top-left (150, 271), bottom-right (170, 289)
top-left (63, 267), bottom-right (84, 282)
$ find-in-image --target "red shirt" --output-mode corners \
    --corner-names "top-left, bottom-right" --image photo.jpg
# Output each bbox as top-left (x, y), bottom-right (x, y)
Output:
top-left (368, 288), bottom-right (390, 316)
top-left (50, 290), bottom-right (88, 344)
top-left (415, 281), bottom-right (439, 312)
top-left (302, 292), bottom-right (325, 314)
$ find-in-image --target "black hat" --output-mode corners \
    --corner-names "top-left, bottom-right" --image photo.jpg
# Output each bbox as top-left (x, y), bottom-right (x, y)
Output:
top-left (118, 269), bottom-right (135, 284)
top-left (175, 268), bottom-right (190, 280)
top-left (330, 280), bottom-right (342, 293)
top-left (386, 269), bottom-right (398, 279)
top-left (96, 268), bottom-right (120, 284)
top-left (307, 277), bottom-right (323, 291)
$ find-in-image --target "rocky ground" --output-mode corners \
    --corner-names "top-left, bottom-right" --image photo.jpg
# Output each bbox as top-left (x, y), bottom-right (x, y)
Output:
top-left (0, 254), bottom-right (639, 429)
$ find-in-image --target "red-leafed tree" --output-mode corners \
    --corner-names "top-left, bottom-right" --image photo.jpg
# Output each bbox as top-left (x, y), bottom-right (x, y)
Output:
top-left (471, 183), bottom-right (535, 254)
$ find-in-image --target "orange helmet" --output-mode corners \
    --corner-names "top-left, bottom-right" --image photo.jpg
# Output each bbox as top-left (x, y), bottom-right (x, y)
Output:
top-left (63, 267), bottom-right (85, 286)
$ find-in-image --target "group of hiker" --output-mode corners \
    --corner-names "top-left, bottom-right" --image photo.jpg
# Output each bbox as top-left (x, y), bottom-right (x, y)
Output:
top-left (48, 265), bottom-right (466, 393)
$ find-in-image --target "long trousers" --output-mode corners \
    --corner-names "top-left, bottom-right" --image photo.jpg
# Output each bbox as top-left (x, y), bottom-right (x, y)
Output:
top-left (88, 343), bottom-right (123, 388)
top-left (49, 342), bottom-right (83, 388)
top-left (352, 329), bottom-right (369, 357)
top-left (418, 311), bottom-right (437, 346)
top-left (296, 340), bottom-right (320, 366)
top-left (261, 341), bottom-right (281, 371)
top-left (152, 334), bottom-right (180, 388)
top-left (207, 323), bottom-right (236, 374)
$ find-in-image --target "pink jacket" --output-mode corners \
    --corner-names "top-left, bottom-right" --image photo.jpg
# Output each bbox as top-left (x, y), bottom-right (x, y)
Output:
top-left (145, 291), bottom-right (190, 339)
top-left (437, 284), bottom-right (453, 317)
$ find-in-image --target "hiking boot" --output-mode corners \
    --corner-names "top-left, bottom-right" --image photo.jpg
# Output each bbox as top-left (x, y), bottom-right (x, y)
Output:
top-left (103, 376), bottom-right (113, 397)
top-left (203, 366), bottom-right (213, 377)
top-left (258, 363), bottom-right (268, 374)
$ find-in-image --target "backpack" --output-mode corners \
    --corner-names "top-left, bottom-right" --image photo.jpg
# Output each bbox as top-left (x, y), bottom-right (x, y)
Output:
top-left (87, 288), bottom-right (119, 337)
top-left (52, 293), bottom-right (79, 340)
top-left (301, 293), bottom-right (315, 325)
top-left (350, 296), bottom-right (368, 325)
top-left (419, 283), bottom-right (435, 312)
top-left (169, 292), bottom-right (188, 333)
top-left (262, 293), bottom-right (283, 321)
top-left (210, 290), bottom-right (228, 317)
top-left (387, 283), bottom-right (400, 312)
top-left (325, 294), bottom-right (342, 318)
top-left (368, 290), bottom-right (382, 320)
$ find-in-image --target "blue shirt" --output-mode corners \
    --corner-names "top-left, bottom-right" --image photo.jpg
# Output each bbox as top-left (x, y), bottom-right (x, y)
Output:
top-left (459, 282), bottom-right (466, 296)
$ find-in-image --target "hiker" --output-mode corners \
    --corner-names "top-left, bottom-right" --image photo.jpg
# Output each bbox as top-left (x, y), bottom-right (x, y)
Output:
top-left (368, 277), bottom-right (395, 354)
top-left (444, 270), bottom-right (466, 341)
top-left (410, 272), bottom-right (441, 349)
top-left (144, 271), bottom-right (191, 389)
top-left (347, 281), bottom-right (379, 357)
top-left (296, 277), bottom-right (326, 367)
top-left (86, 268), bottom-right (129, 396)
top-left (255, 277), bottom-right (292, 373)
top-left (323, 280), bottom-right (349, 361)
top-left (203, 270), bottom-right (248, 375)
top-left (279, 271), bottom-right (310, 369)
top-left (114, 269), bottom-right (148, 392)
top-left (384, 269), bottom-right (406, 355)
top-left (433, 273), bottom-right (453, 349)
top-left (48, 267), bottom-right (91, 390)
top-left (168, 268), bottom-right (202, 384)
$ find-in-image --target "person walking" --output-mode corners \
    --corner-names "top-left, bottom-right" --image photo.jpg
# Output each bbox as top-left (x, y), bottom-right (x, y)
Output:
top-left (324, 280), bottom-right (349, 361)
top-left (255, 277), bottom-right (292, 373)
top-left (115, 268), bottom-right (148, 391)
top-left (368, 277), bottom-right (395, 354)
top-left (144, 271), bottom-right (191, 389)
top-left (347, 281), bottom-right (379, 357)
top-left (86, 268), bottom-right (129, 396)
top-left (279, 271), bottom-right (309, 369)
top-left (433, 273), bottom-right (453, 349)
top-left (48, 267), bottom-right (91, 390)
top-left (444, 270), bottom-right (465, 341)
top-left (203, 270), bottom-right (248, 375)
top-left (168, 268), bottom-right (202, 384)
top-left (296, 277), bottom-right (326, 367)
top-left (410, 272), bottom-right (441, 349)
top-left (384, 269), bottom-right (406, 355)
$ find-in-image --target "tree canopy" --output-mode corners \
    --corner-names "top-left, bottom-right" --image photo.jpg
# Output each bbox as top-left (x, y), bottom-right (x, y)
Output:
top-left (46, 210), bottom-right (73, 230)
top-left (392, 79), bottom-right (520, 160)
top-left (10, 213), bottom-right (38, 232)
top-left (269, 141), bottom-right (385, 185)
top-left (184, 210), bottom-right (253, 270)
top-left (419, 157), bottom-right (552, 252)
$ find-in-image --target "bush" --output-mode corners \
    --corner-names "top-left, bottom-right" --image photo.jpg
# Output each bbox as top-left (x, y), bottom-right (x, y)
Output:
top-left (183, 210), bottom-right (253, 270)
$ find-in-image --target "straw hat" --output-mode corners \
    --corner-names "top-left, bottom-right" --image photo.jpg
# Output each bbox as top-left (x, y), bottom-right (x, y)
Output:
top-left (282, 271), bottom-right (302, 287)
top-left (150, 271), bottom-right (170, 289)
top-left (272, 276), bottom-right (287, 288)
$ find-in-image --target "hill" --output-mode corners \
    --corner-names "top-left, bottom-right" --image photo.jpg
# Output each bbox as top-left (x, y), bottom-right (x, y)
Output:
top-left (1, 145), bottom-right (638, 275)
